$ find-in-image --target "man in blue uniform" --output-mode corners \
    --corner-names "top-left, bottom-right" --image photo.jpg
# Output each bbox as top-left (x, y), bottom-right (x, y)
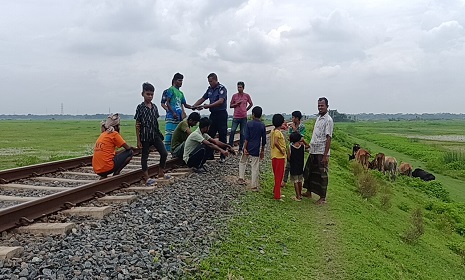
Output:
top-left (193, 73), bottom-right (228, 162)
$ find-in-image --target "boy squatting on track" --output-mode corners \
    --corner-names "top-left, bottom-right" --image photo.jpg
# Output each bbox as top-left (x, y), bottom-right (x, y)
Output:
top-left (134, 82), bottom-right (169, 186)
top-left (170, 112), bottom-right (201, 159)
top-left (92, 113), bottom-right (134, 180)
top-left (182, 117), bottom-right (235, 172)
top-left (237, 106), bottom-right (266, 191)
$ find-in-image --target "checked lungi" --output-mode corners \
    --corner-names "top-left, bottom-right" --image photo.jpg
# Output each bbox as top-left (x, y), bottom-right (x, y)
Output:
top-left (303, 154), bottom-right (329, 198)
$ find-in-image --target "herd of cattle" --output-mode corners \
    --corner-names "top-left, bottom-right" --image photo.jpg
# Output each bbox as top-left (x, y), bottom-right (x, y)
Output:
top-left (348, 144), bottom-right (436, 181)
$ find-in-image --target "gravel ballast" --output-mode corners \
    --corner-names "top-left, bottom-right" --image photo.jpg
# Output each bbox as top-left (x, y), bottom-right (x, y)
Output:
top-left (0, 156), bottom-right (253, 279)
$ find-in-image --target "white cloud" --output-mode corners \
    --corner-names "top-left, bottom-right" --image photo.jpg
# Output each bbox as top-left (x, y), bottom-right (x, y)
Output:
top-left (420, 21), bottom-right (465, 52)
top-left (1, 0), bottom-right (465, 115)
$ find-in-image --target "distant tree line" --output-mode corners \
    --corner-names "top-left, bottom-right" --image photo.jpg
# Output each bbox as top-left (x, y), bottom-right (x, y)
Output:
top-left (1, 112), bottom-right (464, 122)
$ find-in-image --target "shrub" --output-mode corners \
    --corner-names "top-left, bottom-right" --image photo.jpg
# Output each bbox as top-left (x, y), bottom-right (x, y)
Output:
top-left (350, 161), bottom-right (364, 177)
top-left (401, 208), bottom-right (425, 244)
top-left (398, 202), bottom-right (410, 212)
top-left (404, 178), bottom-right (450, 202)
top-left (443, 151), bottom-right (465, 164)
top-left (356, 171), bottom-right (378, 199)
top-left (380, 193), bottom-right (392, 211)
top-left (424, 201), bottom-right (465, 236)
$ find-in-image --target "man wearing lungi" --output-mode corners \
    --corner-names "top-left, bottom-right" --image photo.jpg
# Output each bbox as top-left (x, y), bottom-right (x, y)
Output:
top-left (302, 97), bottom-right (334, 204)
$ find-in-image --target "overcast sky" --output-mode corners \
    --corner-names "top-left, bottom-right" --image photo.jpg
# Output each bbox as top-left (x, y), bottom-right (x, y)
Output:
top-left (1, 0), bottom-right (464, 116)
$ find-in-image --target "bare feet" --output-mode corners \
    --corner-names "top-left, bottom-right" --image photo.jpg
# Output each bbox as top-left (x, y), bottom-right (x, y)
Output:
top-left (316, 198), bottom-right (327, 205)
top-left (238, 178), bottom-right (246, 185)
top-left (292, 197), bottom-right (302, 202)
top-left (302, 191), bottom-right (312, 198)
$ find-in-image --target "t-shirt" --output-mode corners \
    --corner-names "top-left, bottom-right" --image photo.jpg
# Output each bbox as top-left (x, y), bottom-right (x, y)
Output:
top-left (171, 119), bottom-right (190, 150)
top-left (270, 129), bottom-right (286, 159)
top-left (230, 93), bottom-right (252, 119)
top-left (289, 144), bottom-right (304, 175)
top-left (92, 132), bottom-right (126, 174)
top-left (244, 119), bottom-right (266, 157)
top-left (165, 86), bottom-right (187, 120)
top-left (183, 127), bottom-right (211, 163)
top-left (288, 122), bottom-right (306, 138)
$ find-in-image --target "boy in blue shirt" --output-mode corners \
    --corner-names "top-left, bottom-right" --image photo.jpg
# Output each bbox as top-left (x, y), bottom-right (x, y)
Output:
top-left (238, 106), bottom-right (266, 191)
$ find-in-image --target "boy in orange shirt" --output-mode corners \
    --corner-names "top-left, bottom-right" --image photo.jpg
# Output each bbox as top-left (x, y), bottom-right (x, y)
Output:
top-left (92, 114), bottom-right (134, 179)
top-left (271, 114), bottom-right (286, 200)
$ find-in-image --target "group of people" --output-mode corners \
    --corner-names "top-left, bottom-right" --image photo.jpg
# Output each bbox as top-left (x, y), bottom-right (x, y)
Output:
top-left (91, 73), bottom-right (334, 204)
top-left (91, 73), bottom-right (245, 185)
top-left (265, 97), bottom-right (333, 204)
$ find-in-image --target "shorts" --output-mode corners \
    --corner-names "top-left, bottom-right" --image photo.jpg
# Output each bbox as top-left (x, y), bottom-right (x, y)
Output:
top-left (289, 174), bottom-right (303, 183)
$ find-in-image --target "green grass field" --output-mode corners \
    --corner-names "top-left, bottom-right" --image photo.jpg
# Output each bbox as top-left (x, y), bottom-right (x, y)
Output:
top-left (2, 119), bottom-right (465, 279)
top-left (0, 120), bottom-right (144, 170)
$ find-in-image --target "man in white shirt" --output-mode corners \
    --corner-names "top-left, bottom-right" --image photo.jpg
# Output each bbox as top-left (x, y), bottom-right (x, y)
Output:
top-left (302, 97), bottom-right (334, 204)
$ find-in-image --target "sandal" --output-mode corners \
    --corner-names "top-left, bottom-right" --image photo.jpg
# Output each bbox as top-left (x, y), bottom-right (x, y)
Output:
top-left (163, 174), bottom-right (172, 179)
top-left (146, 178), bottom-right (157, 186)
top-left (292, 197), bottom-right (302, 202)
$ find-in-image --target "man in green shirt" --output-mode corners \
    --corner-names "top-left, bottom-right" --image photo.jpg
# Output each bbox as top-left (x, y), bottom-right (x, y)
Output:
top-left (171, 112), bottom-right (201, 158)
top-left (183, 117), bottom-right (235, 172)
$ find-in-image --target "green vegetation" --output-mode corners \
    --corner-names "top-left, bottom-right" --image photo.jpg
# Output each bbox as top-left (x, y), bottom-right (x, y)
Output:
top-left (0, 120), bottom-right (161, 170)
top-left (196, 120), bottom-right (465, 279)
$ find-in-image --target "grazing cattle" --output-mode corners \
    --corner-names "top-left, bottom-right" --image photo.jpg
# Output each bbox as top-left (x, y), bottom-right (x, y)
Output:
top-left (412, 168), bottom-right (435, 181)
top-left (383, 156), bottom-right (397, 180)
top-left (355, 148), bottom-right (370, 169)
top-left (368, 153), bottom-right (385, 172)
top-left (399, 162), bottom-right (413, 176)
top-left (348, 144), bottom-right (361, 160)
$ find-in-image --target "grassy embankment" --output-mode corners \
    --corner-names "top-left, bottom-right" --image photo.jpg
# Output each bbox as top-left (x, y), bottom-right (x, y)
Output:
top-left (195, 120), bottom-right (465, 279)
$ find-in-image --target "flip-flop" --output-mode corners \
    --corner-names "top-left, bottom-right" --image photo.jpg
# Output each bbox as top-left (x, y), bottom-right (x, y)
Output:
top-left (164, 174), bottom-right (172, 179)
top-left (146, 178), bottom-right (157, 186)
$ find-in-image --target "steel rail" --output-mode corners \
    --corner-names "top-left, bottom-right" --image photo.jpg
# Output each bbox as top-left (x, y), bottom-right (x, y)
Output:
top-left (0, 157), bottom-right (93, 183)
top-left (0, 158), bottom-right (182, 232)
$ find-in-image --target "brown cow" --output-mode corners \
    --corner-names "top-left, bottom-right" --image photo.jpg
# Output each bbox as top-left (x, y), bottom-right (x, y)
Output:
top-left (384, 156), bottom-right (397, 181)
top-left (399, 162), bottom-right (413, 176)
top-left (368, 153), bottom-right (385, 172)
top-left (355, 148), bottom-right (370, 169)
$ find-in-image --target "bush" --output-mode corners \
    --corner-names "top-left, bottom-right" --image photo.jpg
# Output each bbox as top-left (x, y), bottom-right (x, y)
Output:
top-left (401, 208), bottom-right (425, 244)
top-left (424, 201), bottom-right (465, 236)
top-left (350, 161), bottom-right (364, 177)
top-left (380, 193), bottom-right (392, 211)
top-left (356, 171), bottom-right (378, 199)
top-left (404, 178), bottom-right (450, 202)
top-left (443, 151), bottom-right (465, 164)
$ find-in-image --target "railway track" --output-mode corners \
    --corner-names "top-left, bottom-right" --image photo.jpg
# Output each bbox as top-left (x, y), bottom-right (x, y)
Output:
top-left (0, 124), bottom-right (278, 234)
